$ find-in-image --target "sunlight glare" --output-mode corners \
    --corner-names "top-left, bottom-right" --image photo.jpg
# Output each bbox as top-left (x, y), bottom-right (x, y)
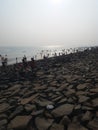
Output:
top-left (51, 0), bottom-right (63, 5)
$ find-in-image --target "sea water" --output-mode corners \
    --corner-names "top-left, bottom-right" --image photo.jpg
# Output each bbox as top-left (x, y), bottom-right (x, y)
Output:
top-left (0, 45), bottom-right (65, 65)
top-left (0, 45), bottom-right (87, 65)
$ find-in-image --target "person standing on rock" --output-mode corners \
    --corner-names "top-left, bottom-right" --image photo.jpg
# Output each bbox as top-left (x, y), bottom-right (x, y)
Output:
top-left (22, 55), bottom-right (27, 69)
top-left (4, 54), bottom-right (8, 66)
top-left (1, 56), bottom-right (5, 67)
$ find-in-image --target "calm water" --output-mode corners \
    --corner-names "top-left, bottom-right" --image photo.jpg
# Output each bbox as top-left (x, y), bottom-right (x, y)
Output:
top-left (0, 45), bottom-right (64, 65)
top-left (0, 45), bottom-right (87, 65)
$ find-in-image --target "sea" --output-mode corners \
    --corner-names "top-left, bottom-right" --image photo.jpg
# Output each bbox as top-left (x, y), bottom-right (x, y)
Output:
top-left (0, 45), bottom-right (89, 66)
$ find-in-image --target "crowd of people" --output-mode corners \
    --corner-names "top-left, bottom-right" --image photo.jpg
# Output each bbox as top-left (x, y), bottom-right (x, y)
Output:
top-left (0, 47), bottom-right (98, 83)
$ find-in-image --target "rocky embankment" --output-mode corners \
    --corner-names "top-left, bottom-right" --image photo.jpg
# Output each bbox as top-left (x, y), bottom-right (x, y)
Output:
top-left (0, 47), bottom-right (98, 130)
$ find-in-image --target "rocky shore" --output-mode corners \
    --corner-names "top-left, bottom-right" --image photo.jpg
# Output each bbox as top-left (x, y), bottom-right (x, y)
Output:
top-left (0, 47), bottom-right (98, 130)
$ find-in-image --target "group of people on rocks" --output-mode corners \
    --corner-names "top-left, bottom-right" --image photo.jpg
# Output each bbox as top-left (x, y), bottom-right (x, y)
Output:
top-left (0, 54), bottom-right (36, 79)
top-left (0, 55), bottom-right (8, 67)
top-left (14, 55), bottom-right (36, 72)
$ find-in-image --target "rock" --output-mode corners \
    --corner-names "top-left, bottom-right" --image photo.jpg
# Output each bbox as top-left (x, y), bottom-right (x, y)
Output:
top-left (8, 116), bottom-right (32, 130)
top-left (46, 105), bottom-right (54, 110)
top-left (78, 96), bottom-right (89, 103)
top-left (60, 116), bottom-right (71, 125)
top-left (9, 105), bottom-right (24, 119)
top-left (0, 119), bottom-right (8, 126)
top-left (19, 94), bottom-right (39, 105)
top-left (92, 98), bottom-right (98, 107)
top-left (0, 85), bottom-right (8, 90)
top-left (51, 104), bottom-right (74, 117)
top-left (74, 104), bottom-right (81, 110)
top-left (96, 111), bottom-right (98, 117)
top-left (76, 91), bottom-right (88, 96)
top-left (65, 75), bottom-right (80, 83)
top-left (0, 103), bottom-right (10, 113)
top-left (10, 88), bottom-right (20, 96)
top-left (36, 71), bottom-right (44, 76)
top-left (35, 117), bottom-right (54, 130)
top-left (52, 96), bottom-right (63, 102)
top-left (77, 83), bottom-right (92, 90)
top-left (82, 106), bottom-right (93, 110)
top-left (0, 114), bottom-right (8, 120)
top-left (8, 98), bottom-right (17, 106)
top-left (90, 88), bottom-right (98, 93)
top-left (68, 123), bottom-right (88, 130)
top-left (82, 111), bottom-right (93, 121)
top-left (66, 89), bottom-right (75, 96)
top-left (8, 84), bottom-right (22, 91)
top-left (25, 104), bottom-right (36, 112)
top-left (58, 98), bottom-right (67, 104)
top-left (59, 83), bottom-right (69, 90)
top-left (88, 117), bottom-right (98, 129)
top-left (67, 98), bottom-right (74, 103)
top-left (50, 123), bottom-right (64, 130)
top-left (33, 85), bottom-right (46, 91)
top-left (44, 111), bottom-right (53, 118)
top-left (31, 110), bottom-right (44, 116)
top-left (0, 126), bottom-right (6, 130)
top-left (36, 99), bottom-right (53, 107)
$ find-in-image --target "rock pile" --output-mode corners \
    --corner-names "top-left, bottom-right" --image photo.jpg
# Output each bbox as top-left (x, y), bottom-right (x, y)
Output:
top-left (0, 47), bottom-right (98, 130)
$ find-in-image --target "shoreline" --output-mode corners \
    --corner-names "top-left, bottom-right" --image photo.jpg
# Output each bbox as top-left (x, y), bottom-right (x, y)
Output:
top-left (0, 46), bottom-right (98, 130)
top-left (0, 46), bottom-right (94, 66)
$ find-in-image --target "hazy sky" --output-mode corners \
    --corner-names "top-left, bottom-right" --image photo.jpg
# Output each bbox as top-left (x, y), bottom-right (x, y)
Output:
top-left (0, 0), bottom-right (98, 47)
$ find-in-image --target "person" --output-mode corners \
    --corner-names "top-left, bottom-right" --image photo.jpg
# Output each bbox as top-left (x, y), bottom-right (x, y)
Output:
top-left (16, 57), bottom-right (18, 64)
top-left (1, 56), bottom-right (5, 67)
top-left (30, 57), bottom-right (35, 72)
top-left (4, 55), bottom-right (8, 66)
top-left (22, 55), bottom-right (27, 68)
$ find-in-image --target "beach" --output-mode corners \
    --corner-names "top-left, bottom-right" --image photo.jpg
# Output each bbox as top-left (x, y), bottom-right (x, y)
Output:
top-left (0, 46), bottom-right (98, 130)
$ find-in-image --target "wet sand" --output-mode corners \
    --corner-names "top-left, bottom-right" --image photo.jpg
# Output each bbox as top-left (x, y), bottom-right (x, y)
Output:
top-left (0, 47), bottom-right (98, 130)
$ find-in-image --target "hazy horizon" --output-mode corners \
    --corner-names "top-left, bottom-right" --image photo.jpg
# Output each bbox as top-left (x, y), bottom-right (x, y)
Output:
top-left (0, 0), bottom-right (98, 48)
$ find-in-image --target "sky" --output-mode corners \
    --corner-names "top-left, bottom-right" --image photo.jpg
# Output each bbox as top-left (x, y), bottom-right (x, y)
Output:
top-left (0, 0), bottom-right (98, 47)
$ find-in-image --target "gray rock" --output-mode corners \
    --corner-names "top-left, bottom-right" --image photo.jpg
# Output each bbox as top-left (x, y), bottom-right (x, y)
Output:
top-left (74, 104), bottom-right (81, 110)
top-left (0, 103), bottom-right (10, 113)
top-left (35, 117), bottom-right (54, 130)
top-left (58, 98), bottom-right (67, 104)
top-left (0, 119), bottom-right (7, 126)
top-left (0, 114), bottom-right (8, 120)
top-left (65, 89), bottom-right (75, 96)
top-left (31, 109), bottom-right (44, 116)
top-left (60, 116), bottom-right (71, 125)
top-left (88, 117), bottom-right (98, 129)
top-left (78, 96), bottom-right (89, 103)
top-left (9, 105), bottom-right (24, 119)
top-left (51, 104), bottom-right (74, 117)
top-left (92, 98), bottom-right (98, 107)
top-left (8, 115), bottom-right (32, 130)
top-left (90, 88), bottom-right (98, 93)
top-left (52, 96), bottom-right (63, 102)
top-left (77, 83), bottom-right (91, 90)
top-left (36, 99), bottom-right (53, 107)
top-left (68, 123), bottom-right (88, 130)
top-left (44, 111), bottom-right (53, 118)
top-left (25, 104), bottom-right (36, 112)
top-left (82, 111), bottom-right (93, 121)
top-left (19, 94), bottom-right (39, 105)
top-left (50, 123), bottom-right (64, 130)
top-left (0, 126), bottom-right (7, 130)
